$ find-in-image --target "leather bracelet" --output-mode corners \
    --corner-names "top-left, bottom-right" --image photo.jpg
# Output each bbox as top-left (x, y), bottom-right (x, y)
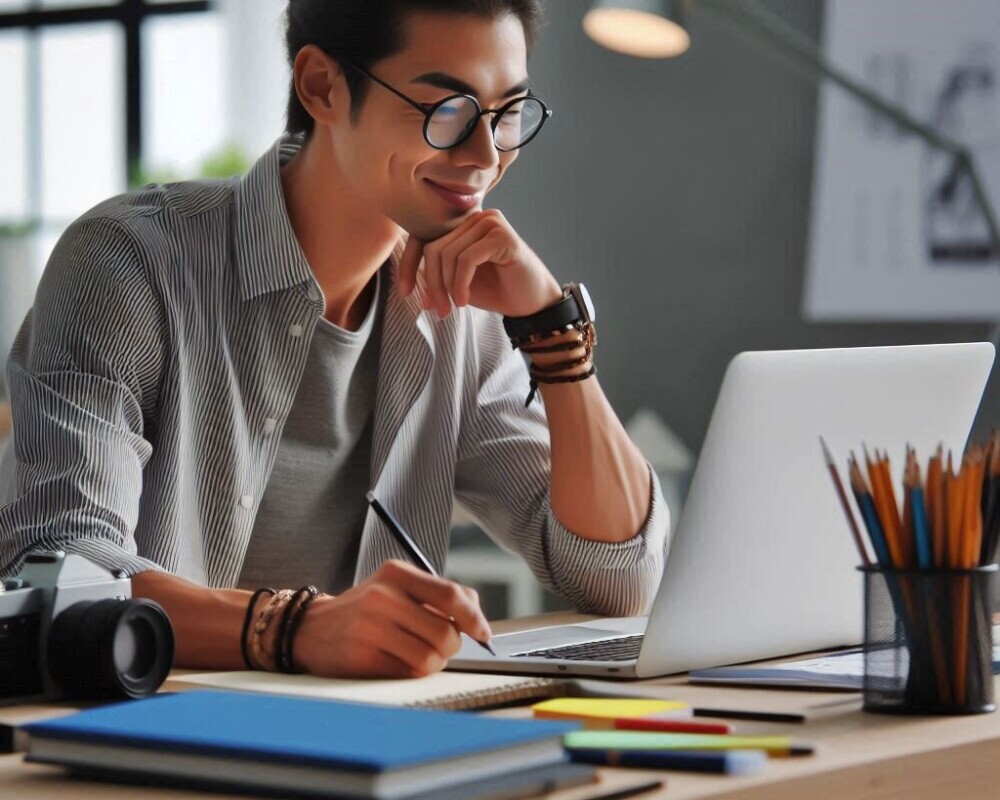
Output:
top-left (530, 354), bottom-right (591, 375)
top-left (250, 589), bottom-right (295, 671)
top-left (525, 363), bottom-right (596, 406)
top-left (279, 586), bottom-right (321, 674)
top-left (241, 587), bottom-right (276, 670)
top-left (520, 336), bottom-right (585, 355)
top-left (276, 586), bottom-right (319, 674)
top-left (508, 322), bottom-right (582, 351)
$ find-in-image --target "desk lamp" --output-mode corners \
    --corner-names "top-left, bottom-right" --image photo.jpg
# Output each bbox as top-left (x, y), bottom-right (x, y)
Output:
top-left (582, 0), bottom-right (1000, 261)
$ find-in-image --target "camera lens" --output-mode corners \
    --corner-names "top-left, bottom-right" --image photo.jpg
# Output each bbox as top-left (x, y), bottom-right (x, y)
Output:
top-left (47, 599), bottom-right (174, 700)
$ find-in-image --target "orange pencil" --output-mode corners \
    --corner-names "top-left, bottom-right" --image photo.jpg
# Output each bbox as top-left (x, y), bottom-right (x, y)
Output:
top-left (945, 452), bottom-right (965, 568)
top-left (926, 447), bottom-right (945, 568)
top-left (865, 446), bottom-right (903, 567)
top-left (881, 451), bottom-right (911, 566)
top-left (962, 447), bottom-right (985, 567)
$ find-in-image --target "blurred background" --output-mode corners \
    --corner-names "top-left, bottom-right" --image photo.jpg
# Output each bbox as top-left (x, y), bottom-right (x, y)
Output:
top-left (1, 0), bottom-right (998, 616)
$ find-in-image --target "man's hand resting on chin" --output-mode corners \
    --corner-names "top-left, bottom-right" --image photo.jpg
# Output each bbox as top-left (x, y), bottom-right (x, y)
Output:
top-left (397, 209), bottom-right (564, 320)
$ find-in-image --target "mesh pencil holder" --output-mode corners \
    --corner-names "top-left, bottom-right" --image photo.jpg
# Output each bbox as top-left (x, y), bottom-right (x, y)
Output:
top-left (859, 565), bottom-right (997, 715)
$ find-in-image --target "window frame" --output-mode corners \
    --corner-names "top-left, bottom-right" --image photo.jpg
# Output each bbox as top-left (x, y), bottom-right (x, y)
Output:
top-left (0, 0), bottom-right (212, 198)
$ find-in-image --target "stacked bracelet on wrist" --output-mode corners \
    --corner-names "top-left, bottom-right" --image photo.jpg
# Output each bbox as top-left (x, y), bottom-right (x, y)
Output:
top-left (518, 322), bottom-right (597, 407)
top-left (503, 284), bottom-right (598, 406)
top-left (241, 585), bottom-right (322, 673)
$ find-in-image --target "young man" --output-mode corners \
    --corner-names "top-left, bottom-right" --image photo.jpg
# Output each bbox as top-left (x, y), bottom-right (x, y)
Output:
top-left (0, 0), bottom-right (668, 678)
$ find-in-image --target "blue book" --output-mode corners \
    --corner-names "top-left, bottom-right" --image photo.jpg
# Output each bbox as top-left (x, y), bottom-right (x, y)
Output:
top-left (24, 690), bottom-right (583, 799)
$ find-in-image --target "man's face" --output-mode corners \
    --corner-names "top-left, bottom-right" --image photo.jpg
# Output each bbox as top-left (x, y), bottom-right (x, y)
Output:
top-left (325, 12), bottom-right (528, 241)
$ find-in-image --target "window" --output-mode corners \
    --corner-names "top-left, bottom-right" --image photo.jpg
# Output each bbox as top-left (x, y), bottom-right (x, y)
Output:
top-left (0, 1), bottom-right (216, 386)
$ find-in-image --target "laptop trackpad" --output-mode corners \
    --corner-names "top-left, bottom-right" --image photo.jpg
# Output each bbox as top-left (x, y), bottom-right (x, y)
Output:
top-left (493, 618), bottom-right (646, 656)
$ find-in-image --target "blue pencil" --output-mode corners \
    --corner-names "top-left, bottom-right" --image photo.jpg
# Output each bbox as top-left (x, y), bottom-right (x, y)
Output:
top-left (909, 487), bottom-right (932, 569)
top-left (849, 454), bottom-right (892, 567)
top-left (905, 449), bottom-right (933, 569)
top-left (568, 747), bottom-right (768, 775)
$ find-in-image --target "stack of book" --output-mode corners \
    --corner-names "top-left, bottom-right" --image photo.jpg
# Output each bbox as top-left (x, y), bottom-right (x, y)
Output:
top-left (23, 690), bottom-right (594, 799)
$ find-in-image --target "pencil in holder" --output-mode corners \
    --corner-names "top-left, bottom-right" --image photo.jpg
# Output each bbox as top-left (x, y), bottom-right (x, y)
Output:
top-left (860, 565), bottom-right (997, 715)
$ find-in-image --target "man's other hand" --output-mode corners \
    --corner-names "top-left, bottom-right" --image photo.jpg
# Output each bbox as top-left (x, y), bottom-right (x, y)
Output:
top-left (293, 560), bottom-right (492, 678)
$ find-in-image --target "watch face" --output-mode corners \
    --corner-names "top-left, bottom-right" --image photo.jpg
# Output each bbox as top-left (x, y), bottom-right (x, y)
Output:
top-left (578, 283), bottom-right (595, 324)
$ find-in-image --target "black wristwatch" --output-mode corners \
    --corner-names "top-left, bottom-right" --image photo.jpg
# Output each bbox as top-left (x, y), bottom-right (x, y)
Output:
top-left (502, 283), bottom-right (596, 345)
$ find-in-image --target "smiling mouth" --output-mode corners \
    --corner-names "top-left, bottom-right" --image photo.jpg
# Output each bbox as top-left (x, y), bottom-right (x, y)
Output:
top-left (424, 179), bottom-right (485, 212)
top-left (425, 180), bottom-right (485, 196)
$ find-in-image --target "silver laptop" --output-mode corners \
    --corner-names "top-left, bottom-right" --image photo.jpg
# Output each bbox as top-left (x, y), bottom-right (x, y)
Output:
top-left (448, 343), bottom-right (995, 679)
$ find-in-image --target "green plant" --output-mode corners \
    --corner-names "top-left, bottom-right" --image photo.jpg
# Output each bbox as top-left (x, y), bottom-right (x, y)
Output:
top-left (130, 141), bottom-right (251, 190)
top-left (0, 221), bottom-right (35, 238)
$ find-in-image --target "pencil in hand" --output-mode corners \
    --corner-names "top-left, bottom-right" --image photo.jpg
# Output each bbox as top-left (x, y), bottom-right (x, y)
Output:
top-left (366, 492), bottom-right (497, 656)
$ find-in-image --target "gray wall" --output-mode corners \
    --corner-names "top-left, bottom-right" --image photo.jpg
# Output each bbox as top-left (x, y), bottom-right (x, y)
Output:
top-left (488, 0), bottom-right (999, 457)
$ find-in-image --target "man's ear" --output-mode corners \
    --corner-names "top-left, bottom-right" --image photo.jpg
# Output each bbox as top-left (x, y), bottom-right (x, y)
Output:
top-left (293, 44), bottom-right (343, 127)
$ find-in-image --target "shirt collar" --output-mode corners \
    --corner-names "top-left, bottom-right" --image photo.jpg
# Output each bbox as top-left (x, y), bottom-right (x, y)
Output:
top-left (232, 135), bottom-right (432, 326)
top-left (233, 135), bottom-right (317, 301)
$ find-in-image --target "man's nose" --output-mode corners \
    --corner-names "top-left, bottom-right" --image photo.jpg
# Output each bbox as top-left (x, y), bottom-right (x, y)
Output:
top-left (454, 115), bottom-right (501, 170)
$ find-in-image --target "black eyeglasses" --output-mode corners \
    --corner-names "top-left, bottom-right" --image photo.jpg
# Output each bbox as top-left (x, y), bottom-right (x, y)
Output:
top-left (340, 60), bottom-right (552, 152)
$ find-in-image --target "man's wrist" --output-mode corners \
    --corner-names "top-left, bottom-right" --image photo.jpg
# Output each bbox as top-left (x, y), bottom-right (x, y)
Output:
top-left (519, 280), bottom-right (564, 318)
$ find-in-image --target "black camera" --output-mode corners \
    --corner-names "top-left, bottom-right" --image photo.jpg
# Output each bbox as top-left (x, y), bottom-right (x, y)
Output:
top-left (0, 551), bottom-right (174, 706)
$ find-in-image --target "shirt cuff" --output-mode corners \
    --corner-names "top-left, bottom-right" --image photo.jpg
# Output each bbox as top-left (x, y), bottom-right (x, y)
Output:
top-left (544, 465), bottom-right (669, 616)
top-left (7, 536), bottom-right (165, 580)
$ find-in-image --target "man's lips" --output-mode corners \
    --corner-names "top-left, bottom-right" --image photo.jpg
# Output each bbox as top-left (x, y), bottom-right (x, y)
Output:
top-left (424, 179), bottom-right (486, 211)
top-left (425, 179), bottom-right (486, 195)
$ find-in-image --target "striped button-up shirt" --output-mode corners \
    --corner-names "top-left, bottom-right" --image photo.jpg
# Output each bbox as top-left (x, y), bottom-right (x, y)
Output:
top-left (0, 137), bottom-right (668, 615)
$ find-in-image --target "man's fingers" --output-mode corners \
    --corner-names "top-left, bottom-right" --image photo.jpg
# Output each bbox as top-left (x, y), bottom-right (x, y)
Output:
top-left (382, 563), bottom-right (492, 643)
top-left (422, 244), bottom-right (451, 318)
top-left (452, 231), bottom-right (506, 307)
top-left (439, 217), bottom-right (497, 307)
top-left (397, 234), bottom-right (425, 297)
top-left (380, 623), bottom-right (449, 676)
top-left (405, 603), bottom-right (463, 659)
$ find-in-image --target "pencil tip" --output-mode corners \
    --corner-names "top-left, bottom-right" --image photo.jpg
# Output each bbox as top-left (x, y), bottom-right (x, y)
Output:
top-left (819, 436), bottom-right (834, 464)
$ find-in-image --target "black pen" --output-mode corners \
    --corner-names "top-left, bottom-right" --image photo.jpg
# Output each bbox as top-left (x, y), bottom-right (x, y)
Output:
top-left (366, 492), bottom-right (496, 656)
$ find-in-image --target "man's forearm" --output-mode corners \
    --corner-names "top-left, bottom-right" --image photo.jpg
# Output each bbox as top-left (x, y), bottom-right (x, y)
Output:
top-left (538, 367), bottom-right (651, 543)
top-left (131, 570), bottom-right (249, 670)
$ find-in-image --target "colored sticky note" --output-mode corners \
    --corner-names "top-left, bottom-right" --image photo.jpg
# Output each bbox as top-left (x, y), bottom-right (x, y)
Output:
top-left (533, 698), bottom-right (689, 721)
top-left (564, 731), bottom-right (814, 758)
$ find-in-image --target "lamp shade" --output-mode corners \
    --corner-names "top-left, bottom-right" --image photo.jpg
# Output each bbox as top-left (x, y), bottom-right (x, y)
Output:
top-left (583, 0), bottom-right (690, 59)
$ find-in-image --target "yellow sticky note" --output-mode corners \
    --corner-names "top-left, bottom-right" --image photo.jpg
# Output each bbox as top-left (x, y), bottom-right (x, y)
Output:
top-left (533, 698), bottom-right (688, 721)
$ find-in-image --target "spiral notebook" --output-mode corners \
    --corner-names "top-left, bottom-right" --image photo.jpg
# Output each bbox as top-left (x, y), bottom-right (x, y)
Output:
top-left (174, 670), bottom-right (566, 711)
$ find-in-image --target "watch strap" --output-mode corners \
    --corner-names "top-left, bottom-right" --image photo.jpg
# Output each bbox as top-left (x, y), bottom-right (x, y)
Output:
top-left (502, 291), bottom-right (581, 341)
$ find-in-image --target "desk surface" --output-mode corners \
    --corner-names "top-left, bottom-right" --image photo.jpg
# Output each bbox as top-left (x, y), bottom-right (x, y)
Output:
top-left (3, 613), bottom-right (999, 800)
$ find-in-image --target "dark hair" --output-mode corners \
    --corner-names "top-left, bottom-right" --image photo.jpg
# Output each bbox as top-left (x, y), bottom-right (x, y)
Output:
top-left (284, 0), bottom-right (545, 137)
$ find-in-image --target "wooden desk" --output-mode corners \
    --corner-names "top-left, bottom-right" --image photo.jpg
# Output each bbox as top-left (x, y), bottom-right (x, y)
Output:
top-left (2, 614), bottom-right (999, 799)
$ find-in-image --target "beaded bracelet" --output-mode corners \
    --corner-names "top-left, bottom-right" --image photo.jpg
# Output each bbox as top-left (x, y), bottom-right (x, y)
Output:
top-left (275, 585), bottom-right (320, 674)
top-left (241, 587), bottom-right (276, 670)
top-left (250, 589), bottom-right (295, 671)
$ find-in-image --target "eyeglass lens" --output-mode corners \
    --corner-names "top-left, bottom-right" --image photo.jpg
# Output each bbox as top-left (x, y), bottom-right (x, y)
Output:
top-left (426, 96), bottom-right (545, 150)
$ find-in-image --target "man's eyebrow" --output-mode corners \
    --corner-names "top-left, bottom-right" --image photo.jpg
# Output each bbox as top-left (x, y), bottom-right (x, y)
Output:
top-left (409, 71), bottom-right (532, 100)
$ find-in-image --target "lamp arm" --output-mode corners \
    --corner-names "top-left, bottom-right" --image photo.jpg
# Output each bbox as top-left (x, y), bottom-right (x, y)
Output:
top-left (690, 0), bottom-right (1000, 259)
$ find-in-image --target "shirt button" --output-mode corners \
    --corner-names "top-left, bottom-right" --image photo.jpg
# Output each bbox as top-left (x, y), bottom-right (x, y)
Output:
top-left (239, 494), bottom-right (254, 510)
top-left (263, 418), bottom-right (277, 436)
top-left (288, 323), bottom-right (304, 338)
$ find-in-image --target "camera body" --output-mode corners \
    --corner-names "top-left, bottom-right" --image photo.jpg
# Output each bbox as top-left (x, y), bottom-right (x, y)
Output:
top-left (0, 551), bottom-right (174, 706)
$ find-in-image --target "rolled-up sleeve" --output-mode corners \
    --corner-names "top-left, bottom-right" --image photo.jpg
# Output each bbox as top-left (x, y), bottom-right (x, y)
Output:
top-left (0, 217), bottom-right (166, 578)
top-left (454, 312), bottom-right (669, 616)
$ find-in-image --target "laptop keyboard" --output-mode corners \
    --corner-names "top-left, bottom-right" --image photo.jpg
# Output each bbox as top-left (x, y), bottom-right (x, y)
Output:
top-left (512, 634), bottom-right (645, 662)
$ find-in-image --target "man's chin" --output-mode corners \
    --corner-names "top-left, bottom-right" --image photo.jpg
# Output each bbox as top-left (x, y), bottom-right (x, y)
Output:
top-left (398, 211), bottom-right (475, 243)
